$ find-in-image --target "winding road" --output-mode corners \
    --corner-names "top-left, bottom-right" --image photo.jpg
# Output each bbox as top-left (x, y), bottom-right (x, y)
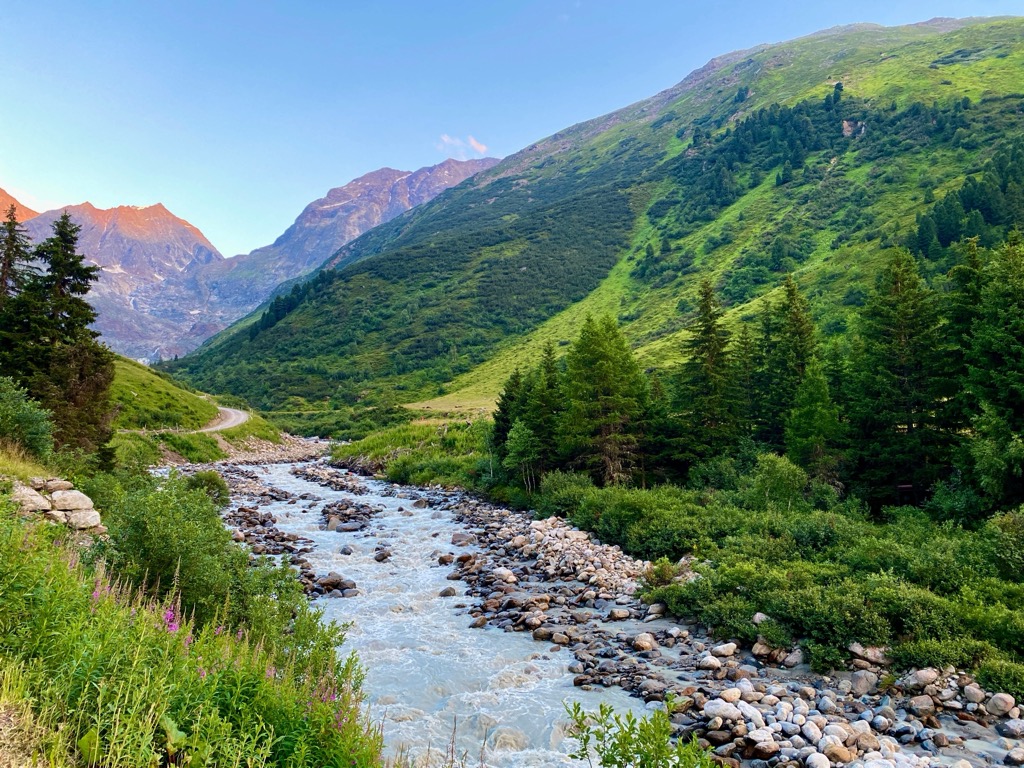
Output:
top-left (199, 407), bottom-right (250, 432)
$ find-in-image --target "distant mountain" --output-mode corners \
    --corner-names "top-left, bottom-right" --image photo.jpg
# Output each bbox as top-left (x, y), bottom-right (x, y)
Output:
top-left (14, 157), bottom-right (499, 360)
top-left (24, 203), bottom-right (224, 361)
top-left (188, 157), bottom-right (500, 321)
top-left (0, 188), bottom-right (38, 222)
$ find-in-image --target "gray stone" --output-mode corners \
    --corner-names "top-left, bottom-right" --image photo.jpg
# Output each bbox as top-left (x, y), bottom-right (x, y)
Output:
top-left (632, 632), bottom-right (657, 652)
top-left (607, 608), bottom-right (630, 621)
top-left (999, 719), bottom-right (1024, 739)
top-left (438, 586), bottom-right (457, 597)
top-left (703, 699), bottom-right (743, 721)
top-left (698, 655), bottom-right (722, 671)
top-left (1006, 749), bottom-right (1024, 767)
top-left (852, 670), bottom-right (879, 696)
top-left (66, 508), bottom-right (101, 529)
top-left (492, 567), bottom-right (517, 584)
top-left (11, 484), bottom-right (51, 512)
top-left (909, 694), bottom-right (935, 715)
top-left (50, 490), bottom-right (93, 511)
top-left (712, 642), bottom-right (738, 657)
top-left (964, 684), bottom-right (986, 703)
top-left (43, 479), bottom-right (73, 492)
top-left (782, 648), bottom-right (805, 668)
top-left (990, 693), bottom-right (1017, 717)
top-left (805, 753), bottom-right (830, 768)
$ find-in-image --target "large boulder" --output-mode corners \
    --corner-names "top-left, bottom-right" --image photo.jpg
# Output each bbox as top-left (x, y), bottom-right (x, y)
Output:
top-left (67, 508), bottom-right (102, 529)
top-left (50, 490), bottom-right (94, 511)
top-left (11, 484), bottom-right (51, 512)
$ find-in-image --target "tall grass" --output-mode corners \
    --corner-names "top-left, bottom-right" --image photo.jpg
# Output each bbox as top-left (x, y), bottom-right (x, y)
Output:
top-left (0, 497), bottom-right (383, 767)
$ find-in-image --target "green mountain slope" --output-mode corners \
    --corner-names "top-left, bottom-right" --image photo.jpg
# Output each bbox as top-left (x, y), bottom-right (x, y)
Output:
top-left (166, 17), bottom-right (1024, 419)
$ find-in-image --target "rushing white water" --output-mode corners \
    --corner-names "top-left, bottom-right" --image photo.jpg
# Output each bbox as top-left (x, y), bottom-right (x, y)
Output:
top-left (252, 463), bottom-right (643, 767)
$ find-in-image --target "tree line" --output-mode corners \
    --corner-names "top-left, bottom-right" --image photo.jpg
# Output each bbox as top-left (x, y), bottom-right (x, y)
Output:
top-left (0, 206), bottom-right (114, 459)
top-left (492, 234), bottom-right (1024, 521)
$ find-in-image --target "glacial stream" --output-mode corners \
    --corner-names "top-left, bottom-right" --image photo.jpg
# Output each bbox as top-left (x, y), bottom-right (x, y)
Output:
top-left (248, 463), bottom-right (641, 767)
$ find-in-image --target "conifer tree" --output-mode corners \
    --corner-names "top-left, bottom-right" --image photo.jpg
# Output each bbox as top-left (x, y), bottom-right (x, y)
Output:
top-left (759, 275), bottom-right (816, 448)
top-left (846, 249), bottom-right (945, 506)
top-left (940, 238), bottom-right (985, 431)
top-left (0, 205), bottom-right (34, 310)
top-left (966, 236), bottom-right (1024, 505)
top-left (675, 279), bottom-right (736, 463)
top-left (561, 315), bottom-right (647, 486)
top-left (784, 357), bottom-right (841, 480)
top-left (519, 341), bottom-right (562, 470)
top-left (491, 368), bottom-right (524, 461)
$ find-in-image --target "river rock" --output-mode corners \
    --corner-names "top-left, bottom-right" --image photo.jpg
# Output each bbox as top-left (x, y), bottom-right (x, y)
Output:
top-left (712, 642), bottom-right (737, 657)
top-left (1000, 720), bottom-right (1024, 739)
top-left (699, 655), bottom-right (723, 671)
top-left (852, 670), bottom-right (879, 696)
top-left (805, 753), bottom-right (831, 768)
top-left (963, 684), bottom-right (986, 703)
top-left (43, 479), bottom-right (74, 492)
top-left (1006, 748), bottom-right (1024, 767)
top-left (607, 608), bottom-right (630, 621)
top-left (451, 532), bottom-right (477, 546)
top-left (439, 586), bottom-right (457, 597)
top-left (989, 693), bottom-right (1017, 717)
top-left (703, 699), bottom-right (743, 721)
top-left (632, 633), bottom-right (657, 651)
top-left (908, 695), bottom-right (935, 715)
top-left (492, 567), bottom-right (517, 584)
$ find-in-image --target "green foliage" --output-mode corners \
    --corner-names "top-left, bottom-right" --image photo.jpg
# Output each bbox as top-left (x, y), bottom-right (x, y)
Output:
top-left (534, 470), bottom-right (595, 518)
top-left (889, 638), bottom-right (997, 670)
top-left (184, 470), bottom-right (230, 508)
top-left (986, 508), bottom-right (1024, 582)
top-left (743, 453), bottom-right (808, 511)
top-left (155, 432), bottom-right (226, 464)
top-left (977, 659), bottom-right (1024, 701)
top-left (566, 698), bottom-right (715, 768)
top-left (784, 358), bottom-right (841, 478)
top-left (0, 376), bottom-right (54, 458)
top-left (0, 494), bottom-right (381, 767)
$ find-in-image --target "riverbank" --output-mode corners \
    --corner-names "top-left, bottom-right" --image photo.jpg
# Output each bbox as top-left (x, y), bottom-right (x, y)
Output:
top-left (195, 455), bottom-right (1023, 768)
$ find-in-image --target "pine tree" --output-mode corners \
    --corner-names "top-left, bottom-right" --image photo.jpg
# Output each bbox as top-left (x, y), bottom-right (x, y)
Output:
top-left (965, 236), bottom-right (1024, 505)
top-left (491, 368), bottom-right (524, 461)
top-left (845, 249), bottom-right (946, 506)
top-left (502, 420), bottom-right (542, 492)
top-left (561, 315), bottom-right (647, 486)
top-left (759, 275), bottom-right (816, 448)
top-left (519, 341), bottom-right (562, 470)
top-left (31, 212), bottom-right (101, 343)
top-left (0, 205), bottom-right (34, 310)
top-left (784, 358), bottom-right (841, 480)
top-left (939, 237), bottom-right (985, 432)
top-left (674, 279), bottom-right (736, 463)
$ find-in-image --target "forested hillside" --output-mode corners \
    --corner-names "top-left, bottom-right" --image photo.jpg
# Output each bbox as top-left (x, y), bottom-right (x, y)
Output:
top-left (166, 18), bottom-right (1024, 422)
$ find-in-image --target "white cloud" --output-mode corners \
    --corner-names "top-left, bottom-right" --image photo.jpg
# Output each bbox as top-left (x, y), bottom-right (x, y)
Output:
top-left (436, 133), bottom-right (489, 160)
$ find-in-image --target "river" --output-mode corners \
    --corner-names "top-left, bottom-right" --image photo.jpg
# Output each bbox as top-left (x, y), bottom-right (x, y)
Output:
top-left (244, 462), bottom-right (643, 767)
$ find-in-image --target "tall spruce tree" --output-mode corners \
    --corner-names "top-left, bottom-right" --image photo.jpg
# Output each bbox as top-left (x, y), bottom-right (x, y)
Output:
top-left (965, 236), bottom-right (1024, 505)
top-left (519, 341), bottom-right (562, 470)
top-left (845, 249), bottom-right (946, 507)
top-left (784, 357), bottom-right (841, 480)
top-left (561, 315), bottom-right (647, 486)
top-left (675, 279), bottom-right (737, 463)
top-left (759, 275), bottom-right (816, 448)
top-left (491, 368), bottom-right (524, 462)
top-left (0, 205), bottom-right (34, 310)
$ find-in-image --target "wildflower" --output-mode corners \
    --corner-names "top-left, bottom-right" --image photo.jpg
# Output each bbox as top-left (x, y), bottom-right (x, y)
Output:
top-left (163, 608), bottom-right (180, 633)
top-left (198, 668), bottom-right (207, 679)
top-left (265, 666), bottom-right (276, 679)
top-left (214, 625), bottom-right (224, 636)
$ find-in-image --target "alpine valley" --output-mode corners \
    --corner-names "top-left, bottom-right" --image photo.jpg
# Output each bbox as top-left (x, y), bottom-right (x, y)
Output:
top-left (165, 17), bottom-right (1024, 421)
top-left (6, 156), bottom-right (497, 360)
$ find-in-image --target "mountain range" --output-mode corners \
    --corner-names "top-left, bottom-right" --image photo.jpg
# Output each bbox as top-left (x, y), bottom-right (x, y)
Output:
top-left (5, 156), bottom-right (498, 360)
top-left (162, 16), bottom-right (1024, 424)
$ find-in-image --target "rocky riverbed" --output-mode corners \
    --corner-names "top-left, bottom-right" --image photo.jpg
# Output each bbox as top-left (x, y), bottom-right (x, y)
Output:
top-left (189, 457), bottom-right (1022, 768)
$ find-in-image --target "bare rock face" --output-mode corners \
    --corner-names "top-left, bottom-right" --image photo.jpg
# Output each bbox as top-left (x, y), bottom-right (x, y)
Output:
top-left (18, 158), bottom-right (498, 361)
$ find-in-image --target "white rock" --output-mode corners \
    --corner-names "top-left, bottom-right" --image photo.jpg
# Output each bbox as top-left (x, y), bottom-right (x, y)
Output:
top-left (492, 567), bottom-right (517, 584)
top-left (703, 699), bottom-right (743, 721)
top-left (801, 722), bottom-right (822, 743)
top-left (712, 642), bottom-right (737, 657)
top-left (698, 655), bottom-right (722, 671)
top-left (805, 752), bottom-right (831, 768)
top-left (719, 687), bottom-right (742, 703)
top-left (988, 692), bottom-right (1016, 717)
top-left (747, 727), bottom-right (775, 744)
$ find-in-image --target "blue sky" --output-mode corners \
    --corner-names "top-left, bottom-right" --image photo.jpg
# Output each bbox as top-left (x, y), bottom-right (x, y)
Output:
top-left (2, 1), bottom-right (1020, 256)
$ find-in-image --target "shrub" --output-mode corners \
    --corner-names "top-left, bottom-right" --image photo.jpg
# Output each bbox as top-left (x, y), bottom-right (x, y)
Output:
top-left (566, 698), bottom-right (715, 768)
top-left (535, 470), bottom-right (595, 518)
top-left (184, 470), bottom-right (230, 508)
top-left (889, 638), bottom-right (997, 670)
top-left (742, 454), bottom-right (808, 511)
top-left (105, 477), bottom-right (244, 626)
top-left (977, 659), bottom-right (1024, 701)
top-left (0, 500), bottom-right (381, 767)
top-left (987, 508), bottom-right (1024, 582)
top-left (0, 376), bottom-right (53, 458)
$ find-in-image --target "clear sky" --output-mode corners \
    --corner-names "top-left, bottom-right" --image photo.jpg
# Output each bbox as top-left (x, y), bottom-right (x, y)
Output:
top-left (2, 1), bottom-right (1020, 257)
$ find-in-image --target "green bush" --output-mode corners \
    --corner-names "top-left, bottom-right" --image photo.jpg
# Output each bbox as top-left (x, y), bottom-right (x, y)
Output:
top-left (184, 470), bottom-right (230, 508)
top-left (977, 659), bottom-right (1024, 701)
top-left (0, 376), bottom-right (53, 458)
top-left (889, 638), bottom-right (997, 670)
top-left (987, 508), bottom-right (1024, 582)
top-left (156, 432), bottom-right (225, 464)
top-left (535, 470), bottom-right (595, 518)
top-left (105, 477), bottom-right (241, 625)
